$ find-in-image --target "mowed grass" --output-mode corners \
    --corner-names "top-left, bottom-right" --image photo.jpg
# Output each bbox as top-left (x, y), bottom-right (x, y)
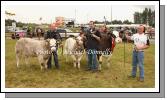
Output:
top-left (5, 39), bottom-right (155, 88)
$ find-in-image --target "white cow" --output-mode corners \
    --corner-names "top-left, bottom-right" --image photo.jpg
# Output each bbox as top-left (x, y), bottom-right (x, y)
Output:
top-left (15, 38), bottom-right (57, 70)
top-left (64, 36), bottom-right (84, 69)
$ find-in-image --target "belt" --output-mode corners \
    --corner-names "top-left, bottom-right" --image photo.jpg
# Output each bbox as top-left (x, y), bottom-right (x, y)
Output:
top-left (133, 50), bottom-right (144, 52)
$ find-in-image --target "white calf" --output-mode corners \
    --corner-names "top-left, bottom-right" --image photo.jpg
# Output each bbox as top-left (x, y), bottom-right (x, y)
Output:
top-left (64, 36), bottom-right (84, 69)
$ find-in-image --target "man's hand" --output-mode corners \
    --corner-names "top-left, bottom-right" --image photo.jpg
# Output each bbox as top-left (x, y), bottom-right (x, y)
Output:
top-left (135, 45), bottom-right (142, 50)
top-left (92, 34), bottom-right (96, 38)
top-left (92, 34), bottom-right (100, 42)
top-left (135, 44), bottom-right (149, 50)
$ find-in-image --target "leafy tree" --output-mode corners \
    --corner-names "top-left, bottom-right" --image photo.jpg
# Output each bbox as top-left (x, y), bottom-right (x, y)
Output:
top-left (123, 20), bottom-right (132, 24)
top-left (133, 8), bottom-right (155, 27)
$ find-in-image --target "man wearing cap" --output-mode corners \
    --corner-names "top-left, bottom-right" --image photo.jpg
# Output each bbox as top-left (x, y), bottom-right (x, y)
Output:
top-left (126, 25), bottom-right (150, 82)
top-left (45, 24), bottom-right (62, 69)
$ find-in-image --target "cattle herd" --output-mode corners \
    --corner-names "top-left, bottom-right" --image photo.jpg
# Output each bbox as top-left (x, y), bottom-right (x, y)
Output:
top-left (15, 28), bottom-right (122, 71)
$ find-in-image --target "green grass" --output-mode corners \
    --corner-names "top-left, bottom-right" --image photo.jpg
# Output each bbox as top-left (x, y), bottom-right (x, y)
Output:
top-left (5, 39), bottom-right (155, 88)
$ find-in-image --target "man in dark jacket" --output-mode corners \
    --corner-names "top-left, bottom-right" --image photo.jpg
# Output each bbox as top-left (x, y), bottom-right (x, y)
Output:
top-left (85, 21), bottom-right (101, 72)
top-left (45, 24), bottom-right (62, 69)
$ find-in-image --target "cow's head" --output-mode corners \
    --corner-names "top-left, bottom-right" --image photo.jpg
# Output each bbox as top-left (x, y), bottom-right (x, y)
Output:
top-left (112, 31), bottom-right (122, 43)
top-left (45, 39), bottom-right (57, 52)
top-left (75, 36), bottom-right (83, 46)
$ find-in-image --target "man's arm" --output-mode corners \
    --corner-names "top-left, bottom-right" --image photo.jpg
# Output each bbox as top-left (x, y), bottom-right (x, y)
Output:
top-left (142, 45), bottom-right (150, 49)
top-left (92, 30), bottom-right (101, 42)
top-left (135, 38), bottom-right (150, 50)
top-left (92, 34), bottom-right (100, 42)
top-left (135, 44), bottom-right (149, 50)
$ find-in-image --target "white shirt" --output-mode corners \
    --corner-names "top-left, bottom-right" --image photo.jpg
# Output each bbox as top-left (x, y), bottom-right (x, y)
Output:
top-left (131, 33), bottom-right (149, 51)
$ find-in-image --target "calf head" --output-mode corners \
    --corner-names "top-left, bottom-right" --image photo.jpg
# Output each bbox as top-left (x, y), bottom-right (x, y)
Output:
top-left (45, 38), bottom-right (57, 52)
top-left (112, 31), bottom-right (122, 43)
top-left (75, 36), bottom-right (83, 46)
top-left (50, 39), bottom-right (57, 52)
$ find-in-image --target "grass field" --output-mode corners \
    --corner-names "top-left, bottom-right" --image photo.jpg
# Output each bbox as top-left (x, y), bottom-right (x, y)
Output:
top-left (5, 39), bottom-right (155, 88)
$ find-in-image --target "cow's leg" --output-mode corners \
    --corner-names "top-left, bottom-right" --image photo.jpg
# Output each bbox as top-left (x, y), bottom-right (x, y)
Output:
top-left (77, 55), bottom-right (83, 69)
top-left (106, 54), bottom-right (112, 67)
top-left (25, 56), bottom-right (29, 67)
top-left (77, 61), bottom-right (80, 69)
top-left (44, 59), bottom-right (49, 69)
top-left (16, 53), bottom-right (20, 68)
top-left (65, 54), bottom-right (69, 63)
top-left (98, 55), bottom-right (102, 70)
top-left (40, 60), bottom-right (45, 70)
top-left (15, 48), bottom-right (21, 68)
top-left (106, 57), bottom-right (110, 67)
top-left (38, 56), bottom-right (44, 70)
top-left (71, 55), bottom-right (76, 68)
top-left (76, 59), bottom-right (80, 69)
top-left (74, 61), bottom-right (77, 68)
top-left (40, 62), bottom-right (44, 70)
top-left (65, 54), bottom-right (68, 62)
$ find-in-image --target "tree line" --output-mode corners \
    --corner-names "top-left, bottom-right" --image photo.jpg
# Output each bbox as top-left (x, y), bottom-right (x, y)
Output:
top-left (134, 8), bottom-right (155, 27)
top-left (5, 7), bottom-right (155, 27)
top-left (94, 8), bottom-right (155, 27)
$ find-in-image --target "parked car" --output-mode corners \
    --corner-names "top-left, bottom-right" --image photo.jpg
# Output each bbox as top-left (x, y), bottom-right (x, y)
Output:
top-left (44, 28), bottom-right (80, 39)
top-left (11, 30), bottom-right (26, 39)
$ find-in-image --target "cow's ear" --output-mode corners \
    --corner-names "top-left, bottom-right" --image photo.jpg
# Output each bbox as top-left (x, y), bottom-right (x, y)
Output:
top-left (46, 39), bottom-right (50, 42)
top-left (45, 39), bottom-right (50, 46)
top-left (74, 37), bottom-right (77, 40)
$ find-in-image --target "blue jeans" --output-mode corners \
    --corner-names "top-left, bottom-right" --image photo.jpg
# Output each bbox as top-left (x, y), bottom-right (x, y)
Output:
top-left (87, 49), bottom-right (98, 70)
top-left (47, 48), bottom-right (59, 69)
top-left (132, 51), bottom-right (144, 79)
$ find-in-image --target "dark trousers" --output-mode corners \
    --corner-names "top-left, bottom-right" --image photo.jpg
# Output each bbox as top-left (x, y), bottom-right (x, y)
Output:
top-left (47, 51), bottom-right (60, 69)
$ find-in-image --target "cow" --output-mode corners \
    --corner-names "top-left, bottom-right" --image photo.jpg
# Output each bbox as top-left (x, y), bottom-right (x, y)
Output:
top-left (83, 26), bottom-right (122, 71)
top-left (64, 35), bottom-right (84, 69)
top-left (15, 38), bottom-right (57, 70)
top-left (98, 30), bottom-right (122, 70)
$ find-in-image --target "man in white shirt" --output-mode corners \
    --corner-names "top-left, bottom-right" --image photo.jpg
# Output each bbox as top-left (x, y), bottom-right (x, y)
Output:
top-left (126, 25), bottom-right (150, 82)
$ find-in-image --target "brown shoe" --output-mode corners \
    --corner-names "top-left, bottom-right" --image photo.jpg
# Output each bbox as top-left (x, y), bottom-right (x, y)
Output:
top-left (138, 77), bottom-right (144, 82)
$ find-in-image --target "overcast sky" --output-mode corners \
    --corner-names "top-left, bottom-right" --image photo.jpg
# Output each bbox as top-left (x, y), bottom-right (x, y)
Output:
top-left (5, 5), bottom-right (155, 24)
